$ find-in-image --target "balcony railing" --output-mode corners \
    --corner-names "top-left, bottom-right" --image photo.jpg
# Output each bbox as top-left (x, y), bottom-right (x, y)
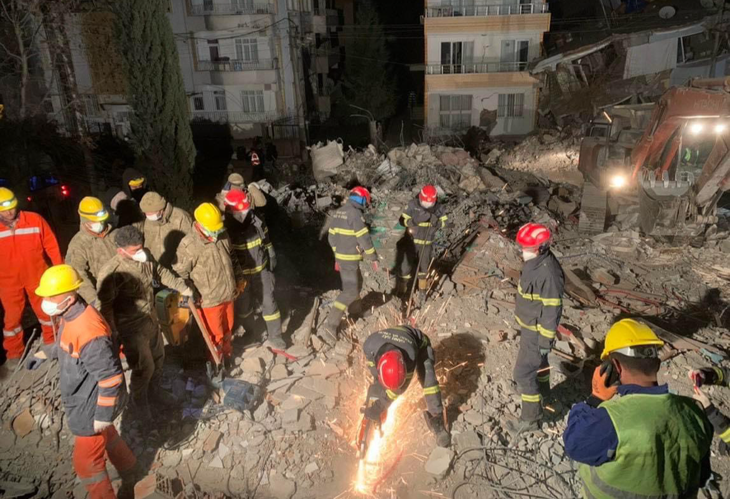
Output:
top-left (191, 110), bottom-right (285, 123)
top-left (190, 2), bottom-right (273, 15)
top-left (426, 61), bottom-right (528, 74)
top-left (197, 59), bottom-right (277, 72)
top-left (425, 2), bottom-right (548, 17)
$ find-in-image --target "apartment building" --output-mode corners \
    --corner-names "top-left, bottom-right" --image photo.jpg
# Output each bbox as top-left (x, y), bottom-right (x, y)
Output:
top-left (423, 0), bottom-right (551, 137)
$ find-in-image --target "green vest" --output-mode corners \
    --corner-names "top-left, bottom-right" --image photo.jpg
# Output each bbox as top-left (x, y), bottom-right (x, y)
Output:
top-left (579, 393), bottom-right (712, 499)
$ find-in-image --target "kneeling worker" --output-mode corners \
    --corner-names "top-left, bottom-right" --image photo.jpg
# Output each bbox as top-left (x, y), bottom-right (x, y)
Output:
top-left (28, 265), bottom-right (137, 498)
top-left (362, 325), bottom-right (449, 446)
top-left (564, 319), bottom-right (713, 499)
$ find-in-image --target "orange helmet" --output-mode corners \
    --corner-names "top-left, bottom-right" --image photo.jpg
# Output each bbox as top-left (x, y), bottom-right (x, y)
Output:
top-left (377, 349), bottom-right (407, 391)
top-left (419, 185), bottom-right (437, 204)
top-left (224, 189), bottom-right (251, 212)
top-left (350, 186), bottom-right (371, 206)
top-left (516, 223), bottom-right (551, 249)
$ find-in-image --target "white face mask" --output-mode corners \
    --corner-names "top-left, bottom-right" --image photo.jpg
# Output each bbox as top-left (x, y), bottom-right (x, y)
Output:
top-left (88, 222), bottom-right (105, 234)
top-left (522, 249), bottom-right (539, 262)
top-left (420, 201), bottom-right (435, 209)
top-left (146, 213), bottom-right (162, 221)
top-left (232, 210), bottom-right (250, 224)
top-left (124, 248), bottom-right (148, 263)
top-left (41, 297), bottom-right (71, 316)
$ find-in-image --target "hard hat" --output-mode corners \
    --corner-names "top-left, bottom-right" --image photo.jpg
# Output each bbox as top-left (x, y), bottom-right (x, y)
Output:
top-left (377, 349), bottom-right (407, 391)
top-left (0, 187), bottom-right (18, 212)
top-left (78, 196), bottom-right (109, 222)
top-left (419, 185), bottom-right (438, 204)
top-left (35, 264), bottom-right (83, 297)
top-left (224, 189), bottom-right (251, 211)
top-left (251, 152), bottom-right (260, 166)
top-left (128, 176), bottom-right (145, 187)
top-left (350, 186), bottom-right (371, 206)
top-left (139, 192), bottom-right (166, 213)
top-left (194, 202), bottom-right (224, 232)
top-left (516, 223), bottom-right (551, 249)
top-left (228, 173), bottom-right (245, 187)
top-left (601, 319), bottom-right (664, 360)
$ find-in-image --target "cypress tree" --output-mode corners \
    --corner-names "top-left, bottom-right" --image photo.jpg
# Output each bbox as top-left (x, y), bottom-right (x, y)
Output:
top-left (113, 0), bottom-right (194, 207)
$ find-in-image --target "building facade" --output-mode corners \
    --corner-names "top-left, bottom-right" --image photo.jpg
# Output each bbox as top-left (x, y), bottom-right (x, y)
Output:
top-left (423, 0), bottom-right (550, 137)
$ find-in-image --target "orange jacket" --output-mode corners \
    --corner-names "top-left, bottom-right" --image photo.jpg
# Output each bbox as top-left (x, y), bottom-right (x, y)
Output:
top-left (0, 211), bottom-right (63, 287)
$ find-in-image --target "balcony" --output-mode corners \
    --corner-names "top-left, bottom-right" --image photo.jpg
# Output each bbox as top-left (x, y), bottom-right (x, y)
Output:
top-left (426, 61), bottom-right (528, 74)
top-left (197, 59), bottom-right (277, 72)
top-left (189, 2), bottom-right (273, 15)
top-left (191, 110), bottom-right (285, 124)
top-left (425, 2), bottom-right (548, 17)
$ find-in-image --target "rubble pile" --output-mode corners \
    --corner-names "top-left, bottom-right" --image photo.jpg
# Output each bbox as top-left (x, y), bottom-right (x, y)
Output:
top-left (492, 133), bottom-right (581, 176)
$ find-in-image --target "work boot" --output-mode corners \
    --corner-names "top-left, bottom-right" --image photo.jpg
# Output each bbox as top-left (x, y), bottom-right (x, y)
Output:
top-left (424, 411), bottom-right (451, 447)
top-left (505, 418), bottom-right (541, 439)
top-left (2, 358), bottom-right (20, 372)
top-left (266, 336), bottom-right (286, 351)
top-left (394, 278), bottom-right (409, 297)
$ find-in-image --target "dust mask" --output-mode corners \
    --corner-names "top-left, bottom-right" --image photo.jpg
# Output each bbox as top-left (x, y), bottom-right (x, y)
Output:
top-left (146, 213), bottom-right (162, 222)
top-left (124, 248), bottom-right (148, 263)
top-left (233, 210), bottom-right (250, 224)
top-left (420, 201), bottom-right (435, 209)
top-left (88, 222), bottom-right (105, 234)
top-left (522, 249), bottom-right (539, 262)
top-left (41, 297), bottom-right (71, 316)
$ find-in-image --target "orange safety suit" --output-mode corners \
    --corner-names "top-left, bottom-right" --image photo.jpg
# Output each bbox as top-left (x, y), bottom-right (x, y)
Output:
top-left (198, 301), bottom-right (235, 359)
top-left (0, 211), bottom-right (63, 358)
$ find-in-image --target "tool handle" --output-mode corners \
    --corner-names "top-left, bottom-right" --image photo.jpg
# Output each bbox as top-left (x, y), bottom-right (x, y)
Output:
top-left (188, 300), bottom-right (222, 367)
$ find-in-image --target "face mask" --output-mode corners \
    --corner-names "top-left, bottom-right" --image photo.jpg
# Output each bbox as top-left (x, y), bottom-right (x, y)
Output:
top-left (146, 213), bottom-right (162, 221)
top-left (420, 201), bottom-right (435, 209)
top-left (88, 222), bottom-right (105, 234)
top-left (124, 248), bottom-right (148, 263)
top-left (232, 210), bottom-right (250, 224)
top-left (203, 227), bottom-right (225, 240)
top-left (522, 249), bottom-right (539, 262)
top-left (41, 297), bottom-right (71, 316)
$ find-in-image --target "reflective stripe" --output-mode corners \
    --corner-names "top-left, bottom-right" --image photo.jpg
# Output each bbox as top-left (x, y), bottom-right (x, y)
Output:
top-left (38, 318), bottom-right (53, 327)
top-left (98, 396), bottom-right (116, 407)
top-left (329, 227), bottom-right (357, 236)
top-left (720, 426), bottom-right (730, 444)
top-left (98, 373), bottom-right (123, 388)
top-left (80, 470), bottom-right (109, 485)
top-left (714, 367), bottom-right (725, 384)
top-left (413, 239), bottom-right (432, 245)
top-left (423, 385), bottom-right (440, 395)
top-left (417, 222), bottom-right (433, 227)
top-left (263, 311), bottom-right (281, 322)
top-left (386, 389), bottom-right (399, 401)
top-left (517, 284), bottom-right (562, 307)
top-left (584, 466), bottom-right (686, 499)
top-left (233, 238), bottom-right (263, 250)
top-left (0, 227), bottom-right (41, 239)
top-left (242, 260), bottom-right (268, 275)
top-left (333, 301), bottom-right (348, 311)
top-left (3, 327), bottom-right (22, 337)
top-left (401, 214), bottom-right (412, 223)
top-left (515, 316), bottom-right (556, 339)
top-left (537, 374), bottom-right (550, 383)
top-left (354, 228), bottom-right (368, 238)
top-left (367, 361), bottom-right (375, 367)
top-left (334, 252), bottom-right (362, 261)
top-left (521, 394), bottom-right (541, 403)
top-left (364, 247), bottom-right (375, 255)
top-left (439, 215), bottom-right (448, 221)
top-left (264, 243), bottom-right (273, 250)
top-left (399, 274), bottom-right (412, 280)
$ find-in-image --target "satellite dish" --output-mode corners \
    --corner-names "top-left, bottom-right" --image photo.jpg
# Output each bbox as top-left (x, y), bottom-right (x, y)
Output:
top-left (659, 6), bottom-right (676, 18)
top-left (700, 0), bottom-right (714, 8)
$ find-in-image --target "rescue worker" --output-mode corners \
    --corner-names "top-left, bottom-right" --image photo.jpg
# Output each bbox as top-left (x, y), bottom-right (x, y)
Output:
top-left (28, 265), bottom-right (137, 498)
top-left (223, 190), bottom-right (284, 349)
top-left (139, 191), bottom-right (192, 270)
top-left (102, 187), bottom-right (139, 229)
top-left (174, 203), bottom-right (244, 364)
top-left (508, 223), bottom-right (564, 436)
top-left (122, 167), bottom-right (148, 204)
top-left (66, 197), bottom-right (117, 308)
top-left (0, 187), bottom-right (63, 368)
top-left (362, 325), bottom-right (450, 447)
top-left (688, 366), bottom-right (730, 455)
top-left (564, 319), bottom-right (713, 498)
top-left (215, 173), bottom-right (267, 215)
top-left (97, 226), bottom-right (192, 420)
top-left (324, 186), bottom-right (378, 345)
top-left (396, 185), bottom-right (448, 298)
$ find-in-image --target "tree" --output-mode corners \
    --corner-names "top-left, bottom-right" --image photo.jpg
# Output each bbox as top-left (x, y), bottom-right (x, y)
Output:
top-left (338, 0), bottom-right (397, 122)
top-left (113, 0), bottom-right (194, 207)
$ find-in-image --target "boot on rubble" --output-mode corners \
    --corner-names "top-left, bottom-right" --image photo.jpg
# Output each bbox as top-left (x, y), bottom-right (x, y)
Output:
top-left (317, 325), bottom-right (338, 350)
top-left (265, 335), bottom-right (286, 350)
top-left (394, 278), bottom-right (409, 298)
top-left (424, 411), bottom-right (451, 447)
top-left (505, 417), bottom-right (541, 439)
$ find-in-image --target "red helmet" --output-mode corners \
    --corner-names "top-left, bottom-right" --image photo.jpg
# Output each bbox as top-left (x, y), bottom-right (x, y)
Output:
top-left (419, 185), bottom-right (437, 204)
top-left (251, 152), bottom-right (260, 166)
top-left (516, 223), bottom-right (551, 249)
top-left (224, 189), bottom-right (251, 212)
top-left (377, 349), bottom-right (407, 391)
top-left (350, 186), bottom-right (371, 206)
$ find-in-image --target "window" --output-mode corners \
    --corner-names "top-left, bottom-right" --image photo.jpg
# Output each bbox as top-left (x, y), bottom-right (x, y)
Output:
top-left (241, 90), bottom-right (265, 113)
top-left (208, 39), bottom-right (220, 61)
top-left (440, 41), bottom-right (474, 74)
top-left (233, 0), bottom-right (254, 11)
top-left (500, 40), bottom-right (529, 70)
top-left (214, 91), bottom-right (227, 111)
top-left (677, 32), bottom-right (713, 64)
top-left (235, 38), bottom-right (259, 62)
top-left (498, 93), bottom-right (524, 118)
top-left (439, 95), bottom-right (472, 129)
top-left (192, 96), bottom-right (204, 111)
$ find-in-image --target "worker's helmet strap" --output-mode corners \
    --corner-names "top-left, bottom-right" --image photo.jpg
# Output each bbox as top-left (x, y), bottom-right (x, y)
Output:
top-left (613, 345), bottom-right (658, 359)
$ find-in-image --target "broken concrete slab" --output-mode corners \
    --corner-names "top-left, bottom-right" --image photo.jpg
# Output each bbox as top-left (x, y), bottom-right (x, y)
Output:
top-left (305, 362), bottom-right (341, 378)
top-left (282, 409), bottom-right (299, 430)
top-left (269, 476), bottom-right (296, 499)
top-left (454, 431), bottom-right (483, 462)
top-left (425, 446), bottom-right (453, 478)
top-left (280, 395), bottom-right (310, 412)
top-left (270, 364), bottom-right (289, 381)
top-left (254, 401), bottom-right (271, 422)
top-left (242, 357), bottom-right (265, 376)
top-left (202, 430), bottom-right (223, 453)
top-left (304, 462), bottom-right (319, 474)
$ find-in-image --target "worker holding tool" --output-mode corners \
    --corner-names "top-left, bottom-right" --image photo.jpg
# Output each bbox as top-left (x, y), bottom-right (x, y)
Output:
top-left (395, 185), bottom-right (448, 299)
top-left (97, 226), bottom-right (192, 421)
top-left (0, 187), bottom-right (63, 369)
top-left (360, 325), bottom-right (450, 447)
top-left (323, 186), bottom-right (378, 346)
top-left (223, 190), bottom-right (284, 349)
top-left (508, 223), bottom-right (564, 436)
top-left (139, 192), bottom-right (192, 271)
top-left (29, 264), bottom-right (138, 499)
top-left (66, 197), bottom-right (117, 308)
top-left (564, 319), bottom-right (713, 499)
top-left (689, 366), bottom-right (730, 455)
top-left (174, 203), bottom-right (243, 365)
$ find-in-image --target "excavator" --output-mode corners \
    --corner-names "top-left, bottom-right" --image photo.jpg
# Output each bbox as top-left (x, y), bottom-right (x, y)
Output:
top-left (578, 76), bottom-right (730, 238)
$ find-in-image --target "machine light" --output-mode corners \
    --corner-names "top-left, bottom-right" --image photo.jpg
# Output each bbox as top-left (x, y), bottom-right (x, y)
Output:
top-left (715, 123), bottom-right (727, 134)
top-left (609, 175), bottom-right (627, 189)
top-left (690, 122), bottom-right (704, 135)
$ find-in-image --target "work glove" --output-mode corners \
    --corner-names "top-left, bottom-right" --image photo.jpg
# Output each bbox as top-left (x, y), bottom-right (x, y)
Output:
top-left (25, 355), bottom-right (47, 371)
top-left (371, 261), bottom-right (379, 272)
top-left (181, 287), bottom-right (194, 297)
top-left (362, 399), bottom-right (387, 423)
top-left (689, 367), bottom-right (722, 388)
top-left (334, 262), bottom-right (340, 272)
top-left (692, 386), bottom-right (712, 409)
top-left (268, 248), bottom-right (277, 271)
top-left (591, 364), bottom-right (618, 402)
top-left (93, 420), bottom-right (113, 434)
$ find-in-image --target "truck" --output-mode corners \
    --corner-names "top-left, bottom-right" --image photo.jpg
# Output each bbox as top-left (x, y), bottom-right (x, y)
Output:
top-left (578, 77), bottom-right (730, 239)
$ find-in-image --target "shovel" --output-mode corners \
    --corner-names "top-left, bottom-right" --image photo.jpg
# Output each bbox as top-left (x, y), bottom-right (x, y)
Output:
top-left (188, 300), bottom-right (223, 387)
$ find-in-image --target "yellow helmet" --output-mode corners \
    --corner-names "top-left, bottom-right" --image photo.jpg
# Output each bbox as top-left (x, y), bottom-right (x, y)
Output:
top-left (0, 187), bottom-right (18, 212)
top-left (128, 177), bottom-right (145, 188)
top-left (78, 196), bottom-right (109, 222)
top-left (194, 202), bottom-right (224, 232)
top-left (35, 264), bottom-right (83, 297)
top-left (601, 319), bottom-right (664, 360)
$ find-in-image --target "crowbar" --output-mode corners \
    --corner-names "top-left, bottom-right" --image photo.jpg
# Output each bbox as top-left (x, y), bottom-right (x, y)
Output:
top-left (188, 300), bottom-right (222, 368)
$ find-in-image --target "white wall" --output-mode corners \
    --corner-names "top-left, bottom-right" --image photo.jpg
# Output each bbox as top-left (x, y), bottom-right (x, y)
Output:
top-left (426, 31), bottom-right (543, 65)
top-left (192, 84), bottom-right (279, 113)
top-left (195, 34), bottom-right (276, 61)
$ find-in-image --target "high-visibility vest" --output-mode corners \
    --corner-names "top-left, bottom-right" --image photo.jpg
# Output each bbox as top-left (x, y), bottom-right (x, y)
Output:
top-left (579, 393), bottom-right (712, 499)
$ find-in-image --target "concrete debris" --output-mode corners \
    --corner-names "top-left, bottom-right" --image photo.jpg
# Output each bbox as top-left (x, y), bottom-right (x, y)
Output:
top-left (268, 476), bottom-right (296, 499)
top-left (425, 446), bottom-right (454, 478)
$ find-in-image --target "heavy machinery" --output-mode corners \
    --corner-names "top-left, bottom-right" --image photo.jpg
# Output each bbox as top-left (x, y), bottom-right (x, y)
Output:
top-left (578, 77), bottom-right (730, 238)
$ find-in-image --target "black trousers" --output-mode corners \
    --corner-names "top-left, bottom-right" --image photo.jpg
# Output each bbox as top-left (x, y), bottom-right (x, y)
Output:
top-left (513, 329), bottom-right (550, 422)
top-left (327, 261), bottom-right (363, 328)
top-left (396, 237), bottom-right (433, 281)
top-left (235, 268), bottom-right (282, 339)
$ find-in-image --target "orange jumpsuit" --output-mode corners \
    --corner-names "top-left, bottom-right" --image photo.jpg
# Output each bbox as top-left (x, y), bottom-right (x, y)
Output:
top-left (0, 211), bottom-right (63, 358)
